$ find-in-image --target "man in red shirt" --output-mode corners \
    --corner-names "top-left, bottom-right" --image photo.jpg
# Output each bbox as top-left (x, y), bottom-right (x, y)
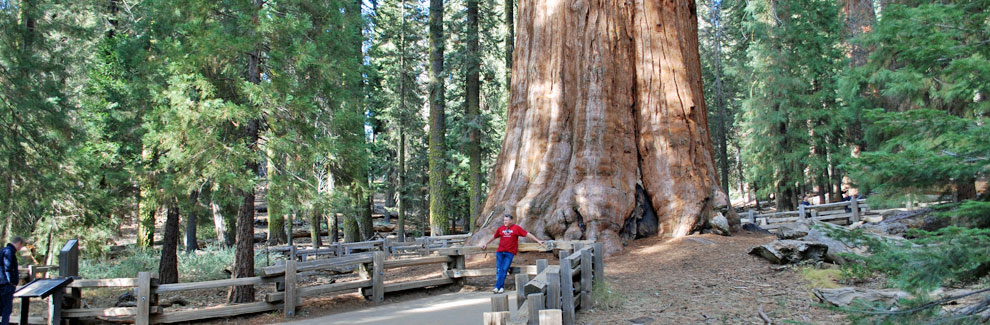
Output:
top-left (480, 214), bottom-right (545, 293)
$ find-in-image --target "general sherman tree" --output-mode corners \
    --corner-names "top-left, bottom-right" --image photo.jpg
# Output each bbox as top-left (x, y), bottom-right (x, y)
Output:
top-left (472, 0), bottom-right (735, 254)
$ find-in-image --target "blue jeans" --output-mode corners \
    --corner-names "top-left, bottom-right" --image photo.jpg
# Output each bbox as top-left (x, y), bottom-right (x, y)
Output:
top-left (0, 284), bottom-right (13, 325)
top-left (495, 251), bottom-right (515, 290)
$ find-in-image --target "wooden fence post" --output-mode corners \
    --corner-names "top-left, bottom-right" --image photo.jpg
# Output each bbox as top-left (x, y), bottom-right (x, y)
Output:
top-left (373, 251), bottom-right (385, 303)
top-left (491, 294), bottom-right (509, 312)
top-left (536, 259), bottom-right (548, 275)
top-left (527, 293), bottom-right (543, 325)
top-left (559, 252), bottom-right (575, 325)
top-left (284, 258), bottom-right (298, 317)
top-left (748, 210), bottom-right (756, 223)
top-left (799, 204), bottom-right (806, 219)
top-left (851, 199), bottom-right (861, 223)
top-left (483, 311), bottom-right (510, 325)
top-left (383, 237), bottom-right (392, 257)
top-left (59, 239), bottom-right (82, 309)
top-left (539, 309), bottom-right (563, 325)
top-left (592, 242), bottom-right (604, 285)
top-left (515, 273), bottom-right (529, 308)
top-left (547, 269), bottom-right (560, 310)
top-left (580, 248), bottom-right (593, 308)
top-left (136, 272), bottom-right (151, 325)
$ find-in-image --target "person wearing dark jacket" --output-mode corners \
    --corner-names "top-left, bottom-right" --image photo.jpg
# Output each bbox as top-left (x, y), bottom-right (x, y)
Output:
top-left (0, 237), bottom-right (24, 325)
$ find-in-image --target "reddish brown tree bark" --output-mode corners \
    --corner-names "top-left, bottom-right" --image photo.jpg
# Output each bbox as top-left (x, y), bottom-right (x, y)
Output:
top-left (472, 0), bottom-right (734, 255)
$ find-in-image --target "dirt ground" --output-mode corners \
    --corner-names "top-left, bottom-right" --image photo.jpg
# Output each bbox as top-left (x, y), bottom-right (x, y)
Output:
top-left (578, 231), bottom-right (846, 324)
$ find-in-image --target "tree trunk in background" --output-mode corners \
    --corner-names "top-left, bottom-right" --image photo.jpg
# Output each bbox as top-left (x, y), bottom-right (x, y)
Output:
top-left (268, 213), bottom-right (287, 245)
top-left (956, 179), bottom-right (976, 201)
top-left (397, 130), bottom-right (406, 241)
top-left (159, 200), bottom-right (180, 284)
top-left (137, 199), bottom-right (155, 248)
top-left (504, 0), bottom-right (513, 89)
top-left (397, 0), bottom-right (408, 242)
top-left (428, 0), bottom-right (450, 236)
top-left (841, 0), bottom-right (875, 151)
top-left (326, 213), bottom-right (338, 244)
top-left (472, 0), bottom-right (734, 255)
top-left (185, 191), bottom-right (199, 253)
top-left (286, 211), bottom-right (294, 246)
top-left (228, 33), bottom-right (261, 302)
top-left (211, 201), bottom-right (226, 246)
top-left (708, 1), bottom-right (730, 197)
top-left (310, 209), bottom-right (322, 247)
top-left (351, 0), bottom-right (375, 242)
top-left (466, 0), bottom-right (482, 233)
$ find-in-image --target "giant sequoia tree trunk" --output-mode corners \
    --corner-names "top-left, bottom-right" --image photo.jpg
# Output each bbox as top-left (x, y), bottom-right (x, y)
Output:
top-left (472, 0), bottom-right (735, 255)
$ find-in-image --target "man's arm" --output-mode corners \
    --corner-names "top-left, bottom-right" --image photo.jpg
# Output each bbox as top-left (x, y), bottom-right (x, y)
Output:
top-left (525, 233), bottom-right (544, 246)
top-left (0, 248), bottom-right (10, 284)
top-left (480, 236), bottom-right (499, 250)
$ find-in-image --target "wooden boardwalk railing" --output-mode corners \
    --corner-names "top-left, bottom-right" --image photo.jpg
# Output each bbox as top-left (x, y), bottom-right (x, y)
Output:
top-left (23, 236), bottom-right (589, 324)
top-left (485, 242), bottom-right (605, 325)
top-left (743, 199), bottom-right (875, 232)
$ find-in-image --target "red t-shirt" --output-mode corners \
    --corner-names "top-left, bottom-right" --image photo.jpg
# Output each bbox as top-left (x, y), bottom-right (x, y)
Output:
top-left (494, 224), bottom-right (528, 255)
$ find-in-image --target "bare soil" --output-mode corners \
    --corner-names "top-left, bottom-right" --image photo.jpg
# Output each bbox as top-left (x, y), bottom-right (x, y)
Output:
top-left (577, 231), bottom-right (846, 324)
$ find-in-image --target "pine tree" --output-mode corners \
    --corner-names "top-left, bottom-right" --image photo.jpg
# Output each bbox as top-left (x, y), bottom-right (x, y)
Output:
top-left (741, 0), bottom-right (845, 210)
top-left (428, 0), bottom-right (450, 235)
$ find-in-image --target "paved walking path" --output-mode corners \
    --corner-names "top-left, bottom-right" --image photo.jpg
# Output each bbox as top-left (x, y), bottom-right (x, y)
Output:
top-left (278, 291), bottom-right (519, 325)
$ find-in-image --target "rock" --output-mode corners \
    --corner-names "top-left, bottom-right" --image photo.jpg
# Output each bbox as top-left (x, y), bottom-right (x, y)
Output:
top-left (749, 240), bottom-right (828, 264)
top-left (628, 316), bottom-right (654, 324)
top-left (776, 222), bottom-right (810, 239)
top-left (115, 292), bottom-right (136, 307)
top-left (813, 287), bottom-right (910, 307)
top-left (799, 221), bottom-right (861, 264)
top-left (709, 213), bottom-right (730, 236)
top-left (742, 223), bottom-right (772, 235)
top-left (861, 221), bottom-right (908, 236)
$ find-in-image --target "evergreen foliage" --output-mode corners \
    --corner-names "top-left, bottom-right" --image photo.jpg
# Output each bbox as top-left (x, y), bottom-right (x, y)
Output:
top-left (740, 0), bottom-right (846, 209)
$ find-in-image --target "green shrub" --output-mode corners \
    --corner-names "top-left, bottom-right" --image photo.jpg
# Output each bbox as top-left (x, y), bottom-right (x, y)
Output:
top-left (81, 244), bottom-right (278, 282)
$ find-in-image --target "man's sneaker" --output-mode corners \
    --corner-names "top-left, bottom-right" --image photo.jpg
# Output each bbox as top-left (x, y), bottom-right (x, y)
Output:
top-left (497, 288), bottom-right (505, 294)
top-left (492, 288), bottom-right (499, 294)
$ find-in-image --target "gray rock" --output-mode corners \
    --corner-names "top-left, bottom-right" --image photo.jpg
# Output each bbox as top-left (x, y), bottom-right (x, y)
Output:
top-left (742, 223), bottom-right (773, 235)
top-left (776, 222), bottom-right (810, 239)
top-left (749, 240), bottom-right (829, 264)
top-left (710, 213), bottom-right (730, 236)
top-left (800, 224), bottom-right (855, 264)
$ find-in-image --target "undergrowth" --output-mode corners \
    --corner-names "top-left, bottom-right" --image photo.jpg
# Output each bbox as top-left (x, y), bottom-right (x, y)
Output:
top-left (81, 244), bottom-right (277, 282)
top-left (592, 280), bottom-right (623, 310)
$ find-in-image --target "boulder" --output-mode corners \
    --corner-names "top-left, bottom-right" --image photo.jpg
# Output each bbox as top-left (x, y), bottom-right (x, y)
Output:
top-left (800, 224), bottom-right (856, 264)
top-left (710, 213), bottom-right (731, 236)
top-left (749, 240), bottom-right (828, 264)
top-left (742, 223), bottom-right (773, 235)
top-left (115, 292), bottom-right (136, 307)
top-left (813, 287), bottom-right (910, 307)
top-left (776, 222), bottom-right (810, 239)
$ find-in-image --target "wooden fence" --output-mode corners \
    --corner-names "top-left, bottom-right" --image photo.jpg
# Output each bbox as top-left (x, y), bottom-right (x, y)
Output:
top-left (743, 199), bottom-right (873, 232)
top-left (268, 233), bottom-right (472, 261)
top-left (19, 236), bottom-right (588, 324)
top-left (485, 242), bottom-right (605, 325)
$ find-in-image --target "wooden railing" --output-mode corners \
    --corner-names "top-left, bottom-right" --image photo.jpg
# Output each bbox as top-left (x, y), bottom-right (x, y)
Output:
top-left (485, 242), bottom-right (605, 325)
top-left (269, 233), bottom-right (473, 261)
top-left (743, 199), bottom-right (873, 232)
top-left (26, 237), bottom-right (590, 324)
